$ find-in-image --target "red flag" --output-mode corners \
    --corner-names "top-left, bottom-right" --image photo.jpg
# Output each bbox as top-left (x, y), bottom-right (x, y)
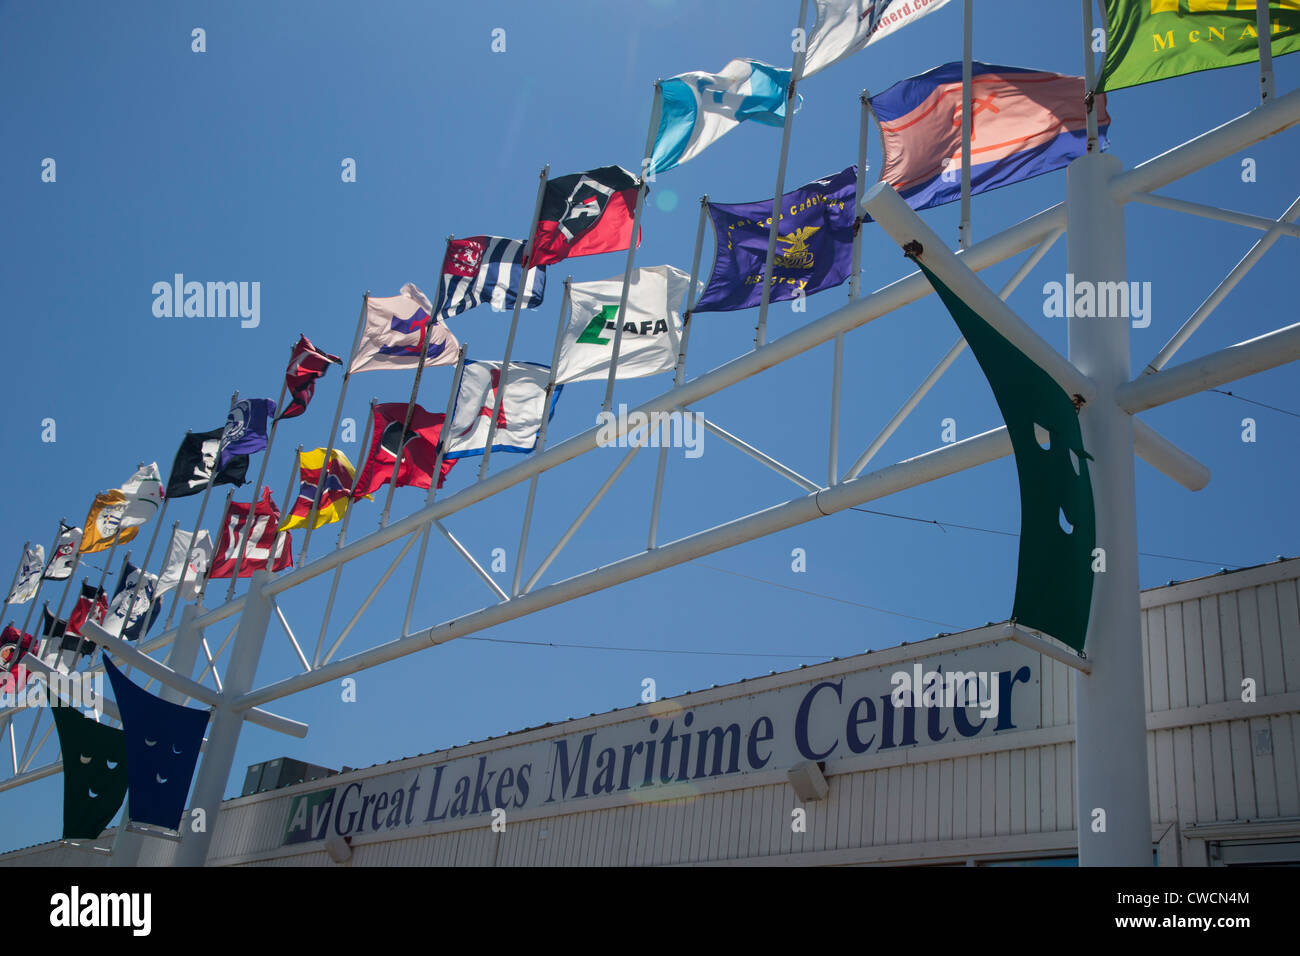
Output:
top-left (210, 488), bottom-right (293, 579)
top-left (353, 403), bottom-right (457, 499)
top-left (279, 335), bottom-right (342, 421)
top-left (528, 166), bottom-right (642, 267)
top-left (0, 625), bottom-right (36, 693)
top-left (67, 584), bottom-right (108, 636)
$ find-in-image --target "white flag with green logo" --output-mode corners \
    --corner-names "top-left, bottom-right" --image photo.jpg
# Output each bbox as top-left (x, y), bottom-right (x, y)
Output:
top-left (556, 265), bottom-right (693, 385)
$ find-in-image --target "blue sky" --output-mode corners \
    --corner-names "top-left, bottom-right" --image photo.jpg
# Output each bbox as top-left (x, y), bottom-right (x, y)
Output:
top-left (0, 0), bottom-right (1296, 852)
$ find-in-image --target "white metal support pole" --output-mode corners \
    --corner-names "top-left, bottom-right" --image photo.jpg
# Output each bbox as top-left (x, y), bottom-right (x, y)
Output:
top-left (111, 601), bottom-right (205, 866)
top-left (602, 84), bottom-right (663, 413)
top-left (514, 281), bottom-right (572, 596)
top-left (648, 197), bottom-right (709, 550)
top-left (481, 166), bottom-right (550, 478)
top-left (174, 569), bottom-right (274, 867)
top-left (1068, 150), bottom-right (1152, 867)
top-left (302, 294), bottom-right (368, 563)
top-left (755, 0), bottom-right (809, 348)
top-left (958, 0), bottom-right (974, 250)
top-left (831, 92), bottom-right (872, 485)
top-left (1258, 0), bottom-right (1275, 103)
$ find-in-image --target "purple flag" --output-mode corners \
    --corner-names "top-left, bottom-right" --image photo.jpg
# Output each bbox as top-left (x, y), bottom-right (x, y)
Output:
top-left (694, 166), bottom-right (857, 314)
top-left (218, 398), bottom-right (275, 469)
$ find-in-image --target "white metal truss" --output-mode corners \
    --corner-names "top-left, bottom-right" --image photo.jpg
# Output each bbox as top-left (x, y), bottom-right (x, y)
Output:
top-left (1, 87), bottom-right (1298, 868)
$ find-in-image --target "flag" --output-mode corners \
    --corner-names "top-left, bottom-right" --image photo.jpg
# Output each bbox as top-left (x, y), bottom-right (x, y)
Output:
top-left (218, 398), bottom-right (276, 469)
top-left (6, 543), bottom-right (44, 604)
top-left (41, 606), bottom-right (92, 655)
top-left (804, 0), bottom-right (956, 77)
top-left (80, 491), bottom-right (136, 554)
top-left (529, 166), bottom-right (642, 267)
top-left (44, 524), bottom-right (81, 580)
top-left (1099, 1), bottom-right (1300, 91)
top-left (280, 448), bottom-right (365, 531)
top-left (209, 488), bottom-right (293, 579)
top-left (868, 63), bottom-right (1109, 216)
top-left (66, 583), bottom-right (108, 639)
top-left (352, 405), bottom-right (457, 498)
top-left (106, 562), bottom-right (160, 641)
top-left (165, 428), bottom-right (250, 499)
top-left (157, 529), bottom-right (213, 603)
top-left (350, 283), bottom-right (460, 374)
top-left (0, 626), bottom-right (36, 692)
top-left (444, 361), bottom-right (557, 459)
top-left (694, 166), bottom-right (857, 313)
top-left (650, 60), bottom-right (793, 175)
top-left (119, 463), bottom-right (163, 529)
top-left (279, 335), bottom-right (342, 421)
top-left (437, 237), bottom-right (547, 320)
top-left (557, 265), bottom-right (692, 384)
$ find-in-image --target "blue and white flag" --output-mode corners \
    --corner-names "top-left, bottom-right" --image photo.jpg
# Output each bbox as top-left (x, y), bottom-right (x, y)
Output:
top-left (436, 236), bottom-right (546, 320)
top-left (649, 59), bottom-right (794, 175)
top-left (107, 561), bottom-right (161, 641)
top-left (218, 399), bottom-right (275, 469)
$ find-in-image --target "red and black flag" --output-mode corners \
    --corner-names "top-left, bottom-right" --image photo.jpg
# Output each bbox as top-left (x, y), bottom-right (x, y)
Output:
top-left (353, 402), bottom-right (458, 499)
top-left (279, 335), bottom-right (342, 421)
top-left (0, 625), bottom-right (36, 692)
top-left (529, 165), bottom-right (642, 267)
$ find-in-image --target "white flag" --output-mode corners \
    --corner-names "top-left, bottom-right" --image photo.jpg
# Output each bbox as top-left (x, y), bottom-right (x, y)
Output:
top-left (44, 525), bottom-right (81, 580)
top-left (444, 361), bottom-right (553, 459)
top-left (804, 0), bottom-right (955, 78)
top-left (558, 265), bottom-right (692, 385)
top-left (6, 544), bottom-right (44, 604)
top-left (157, 529), bottom-right (213, 602)
top-left (119, 463), bottom-right (164, 530)
top-left (350, 283), bottom-right (460, 374)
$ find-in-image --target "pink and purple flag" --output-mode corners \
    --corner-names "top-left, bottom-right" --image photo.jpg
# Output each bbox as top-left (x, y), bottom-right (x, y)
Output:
top-left (869, 62), bottom-right (1109, 216)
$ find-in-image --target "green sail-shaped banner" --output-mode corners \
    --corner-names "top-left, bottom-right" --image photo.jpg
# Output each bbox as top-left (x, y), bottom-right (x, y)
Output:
top-left (915, 259), bottom-right (1096, 652)
top-left (51, 705), bottom-right (129, 840)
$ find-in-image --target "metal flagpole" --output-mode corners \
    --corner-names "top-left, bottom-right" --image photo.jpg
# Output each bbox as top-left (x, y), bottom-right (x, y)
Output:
top-left (165, 390), bottom-right (239, 629)
top-left (20, 520), bottom-right (65, 636)
top-left (958, 0), bottom-right (974, 251)
top-left (480, 166), bottom-right (550, 479)
top-left (402, 350), bottom-right (467, 636)
top-left (66, 544), bottom-right (129, 665)
top-left (513, 281), bottom-right (572, 596)
top-left (0, 541), bottom-right (29, 627)
top-left (1083, 0), bottom-right (1100, 153)
top-left (648, 196), bottom-right (709, 550)
top-left (830, 92), bottom-right (872, 485)
top-left (38, 551), bottom-right (81, 665)
top-left (1258, 0), bottom-right (1275, 103)
top-left (301, 293), bottom-right (369, 563)
top-left (271, 444), bottom-right (302, 562)
top-left (379, 323), bottom-right (433, 529)
top-left (114, 493), bottom-right (170, 644)
top-left (196, 490), bottom-right (234, 607)
top-left (313, 399), bottom-right (376, 667)
top-left (754, 0), bottom-right (809, 349)
top-left (601, 83), bottom-right (664, 413)
top-left (226, 375), bottom-right (291, 601)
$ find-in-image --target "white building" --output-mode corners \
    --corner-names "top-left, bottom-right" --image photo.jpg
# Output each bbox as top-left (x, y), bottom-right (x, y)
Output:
top-left (4, 557), bottom-right (1298, 867)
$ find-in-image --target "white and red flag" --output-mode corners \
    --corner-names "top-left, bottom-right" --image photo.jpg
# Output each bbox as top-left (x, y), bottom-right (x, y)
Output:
top-left (210, 489), bottom-right (293, 579)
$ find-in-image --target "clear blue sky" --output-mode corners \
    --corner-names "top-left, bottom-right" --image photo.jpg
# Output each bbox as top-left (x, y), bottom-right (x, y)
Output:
top-left (0, 0), bottom-right (1296, 852)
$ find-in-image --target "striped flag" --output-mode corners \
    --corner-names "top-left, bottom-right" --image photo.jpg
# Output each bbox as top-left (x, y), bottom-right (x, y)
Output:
top-left (437, 236), bottom-right (546, 320)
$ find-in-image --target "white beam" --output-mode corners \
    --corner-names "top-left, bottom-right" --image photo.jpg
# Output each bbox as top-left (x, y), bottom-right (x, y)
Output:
top-left (1131, 419), bottom-right (1210, 491)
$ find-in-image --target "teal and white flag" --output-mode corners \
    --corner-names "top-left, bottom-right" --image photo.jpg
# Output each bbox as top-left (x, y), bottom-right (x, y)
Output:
top-left (650, 59), bottom-right (793, 175)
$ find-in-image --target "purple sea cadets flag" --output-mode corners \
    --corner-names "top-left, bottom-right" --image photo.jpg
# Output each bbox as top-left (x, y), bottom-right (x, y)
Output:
top-left (869, 62), bottom-right (1110, 216)
top-left (694, 167), bottom-right (857, 314)
top-left (218, 398), bottom-right (276, 469)
top-left (279, 335), bottom-right (341, 421)
top-left (351, 283), bottom-right (460, 374)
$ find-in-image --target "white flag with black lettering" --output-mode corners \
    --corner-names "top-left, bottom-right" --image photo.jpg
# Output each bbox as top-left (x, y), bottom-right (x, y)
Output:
top-left (556, 265), bottom-right (692, 385)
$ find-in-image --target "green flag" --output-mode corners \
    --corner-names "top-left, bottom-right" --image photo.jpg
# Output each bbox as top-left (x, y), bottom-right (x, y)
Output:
top-left (1098, 0), bottom-right (1300, 92)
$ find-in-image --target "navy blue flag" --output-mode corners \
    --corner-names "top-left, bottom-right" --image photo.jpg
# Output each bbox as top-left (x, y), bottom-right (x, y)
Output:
top-left (108, 561), bottom-right (161, 641)
top-left (694, 166), bottom-right (857, 314)
top-left (103, 655), bottom-right (210, 832)
top-left (218, 398), bottom-right (275, 469)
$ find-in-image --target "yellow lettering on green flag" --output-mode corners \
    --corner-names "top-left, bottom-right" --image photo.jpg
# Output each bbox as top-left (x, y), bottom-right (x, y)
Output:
top-left (1099, 0), bottom-right (1300, 91)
